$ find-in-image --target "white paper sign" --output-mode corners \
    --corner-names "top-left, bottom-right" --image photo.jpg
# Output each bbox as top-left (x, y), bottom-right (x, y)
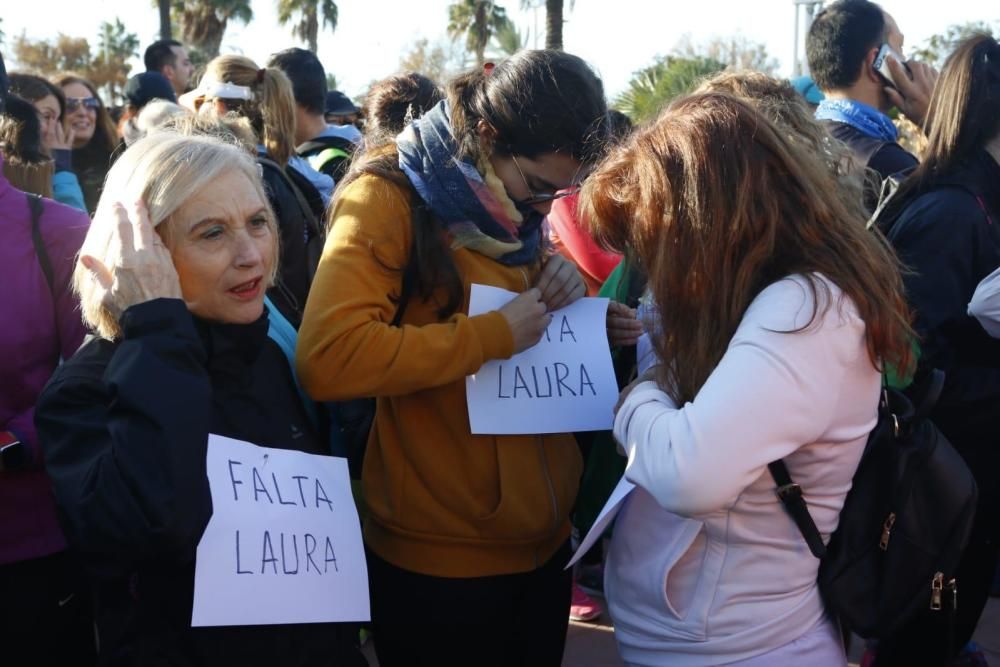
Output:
top-left (192, 434), bottom-right (370, 627)
top-left (466, 284), bottom-right (618, 434)
top-left (566, 475), bottom-right (635, 569)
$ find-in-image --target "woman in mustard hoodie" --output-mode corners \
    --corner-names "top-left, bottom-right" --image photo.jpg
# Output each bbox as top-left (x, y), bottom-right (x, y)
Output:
top-left (296, 51), bottom-right (608, 666)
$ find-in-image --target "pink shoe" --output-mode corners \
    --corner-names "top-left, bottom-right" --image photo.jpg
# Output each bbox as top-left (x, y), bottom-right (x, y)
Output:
top-left (570, 581), bottom-right (602, 622)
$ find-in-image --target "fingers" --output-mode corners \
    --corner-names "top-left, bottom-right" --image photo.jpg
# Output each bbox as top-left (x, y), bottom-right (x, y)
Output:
top-left (131, 200), bottom-right (157, 252)
top-left (883, 86), bottom-right (905, 111)
top-left (80, 255), bottom-right (114, 291)
top-left (537, 256), bottom-right (585, 310)
top-left (535, 255), bottom-right (566, 304)
top-left (112, 203), bottom-right (136, 260)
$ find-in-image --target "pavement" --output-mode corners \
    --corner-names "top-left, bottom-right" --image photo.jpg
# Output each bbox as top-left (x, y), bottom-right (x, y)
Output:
top-left (362, 593), bottom-right (1000, 666)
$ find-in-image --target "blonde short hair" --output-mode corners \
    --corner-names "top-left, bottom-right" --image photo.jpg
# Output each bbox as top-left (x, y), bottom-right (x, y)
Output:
top-left (75, 132), bottom-right (279, 339)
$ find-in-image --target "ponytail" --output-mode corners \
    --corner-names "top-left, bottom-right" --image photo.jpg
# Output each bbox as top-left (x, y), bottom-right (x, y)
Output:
top-left (256, 67), bottom-right (297, 165)
top-left (204, 55), bottom-right (298, 166)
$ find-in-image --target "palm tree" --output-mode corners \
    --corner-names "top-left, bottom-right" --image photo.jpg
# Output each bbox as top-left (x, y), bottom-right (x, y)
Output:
top-left (448, 0), bottom-right (513, 67)
top-left (493, 20), bottom-right (527, 57)
top-left (172, 0), bottom-right (253, 59)
top-left (545, 0), bottom-right (564, 50)
top-left (276, 0), bottom-right (338, 54)
top-left (158, 0), bottom-right (172, 40)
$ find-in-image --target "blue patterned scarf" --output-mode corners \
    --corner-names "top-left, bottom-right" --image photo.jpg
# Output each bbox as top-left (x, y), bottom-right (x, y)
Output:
top-left (396, 100), bottom-right (542, 266)
top-left (815, 98), bottom-right (898, 143)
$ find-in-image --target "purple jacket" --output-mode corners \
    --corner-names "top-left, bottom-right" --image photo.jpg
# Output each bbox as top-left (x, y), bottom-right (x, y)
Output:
top-left (0, 160), bottom-right (90, 565)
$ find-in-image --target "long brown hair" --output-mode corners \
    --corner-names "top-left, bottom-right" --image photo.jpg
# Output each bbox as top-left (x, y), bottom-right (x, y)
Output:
top-left (204, 55), bottom-right (297, 165)
top-left (695, 70), bottom-right (866, 205)
top-left (893, 34), bottom-right (1000, 205)
top-left (583, 92), bottom-right (913, 404)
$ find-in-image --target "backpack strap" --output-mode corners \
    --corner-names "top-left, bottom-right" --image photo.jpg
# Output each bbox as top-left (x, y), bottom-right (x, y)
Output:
top-left (768, 460), bottom-right (827, 559)
top-left (28, 193), bottom-right (57, 299)
top-left (308, 147), bottom-right (352, 175)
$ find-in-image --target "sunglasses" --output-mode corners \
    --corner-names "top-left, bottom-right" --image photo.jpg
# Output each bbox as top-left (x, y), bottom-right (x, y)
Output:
top-left (66, 96), bottom-right (100, 113)
top-left (510, 153), bottom-right (582, 206)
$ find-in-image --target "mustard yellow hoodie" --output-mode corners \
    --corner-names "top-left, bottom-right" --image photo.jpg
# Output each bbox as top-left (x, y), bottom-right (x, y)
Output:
top-left (296, 175), bottom-right (582, 578)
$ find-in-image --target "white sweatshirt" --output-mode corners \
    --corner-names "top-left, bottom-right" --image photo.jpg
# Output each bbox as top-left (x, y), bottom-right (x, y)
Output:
top-left (607, 275), bottom-right (880, 666)
top-left (969, 265), bottom-right (1000, 338)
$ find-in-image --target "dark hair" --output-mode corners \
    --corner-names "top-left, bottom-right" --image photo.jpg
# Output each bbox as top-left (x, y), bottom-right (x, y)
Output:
top-left (606, 109), bottom-right (633, 142)
top-left (9, 72), bottom-right (66, 119)
top-left (338, 50), bottom-right (608, 320)
top-left (0, 94), bottom-right (54, 197)
top-left (807, 0), bottom-right (887, 91)
top-left (267, 48), bottom-right (327, 116)
top-left (891, 35), bottom-right (1000, 205)
top-left (363, 72), bottom-right (443, 146)
top-left (144, 39), bottom-right (183, 72)
top-left (450, 49), bottom-right (607, 163)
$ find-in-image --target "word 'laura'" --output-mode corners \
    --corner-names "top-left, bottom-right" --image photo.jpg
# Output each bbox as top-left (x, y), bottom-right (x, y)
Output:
top-left (498, 362), bottom-right (597, 399)
top-left (235, 529), bottom-right (339, 575)
top-left (227, 459), bottom-right (334, 510)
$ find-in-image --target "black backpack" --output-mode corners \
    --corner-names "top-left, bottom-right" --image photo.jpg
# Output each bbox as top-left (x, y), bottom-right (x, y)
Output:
top-left (297, 135), bottom-right (357, 183)
top-left (257, 156), bottom-right (327, 285)
top-left (770, 371), bottom-right (978, 638)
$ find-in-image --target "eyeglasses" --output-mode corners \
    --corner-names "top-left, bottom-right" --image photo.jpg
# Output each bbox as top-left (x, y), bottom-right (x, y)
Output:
top-left (510, 153), bottom-right (582, 206)
top-left (66, 97), bottom-right (100, 113)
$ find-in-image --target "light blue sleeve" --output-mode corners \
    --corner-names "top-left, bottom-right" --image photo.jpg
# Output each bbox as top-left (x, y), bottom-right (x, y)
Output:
top-left (52, 171), bottom-right (88, 213)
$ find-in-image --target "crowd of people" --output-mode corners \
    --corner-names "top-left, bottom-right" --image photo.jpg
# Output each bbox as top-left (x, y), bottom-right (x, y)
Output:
top-left (1, 0), bottom-right (998, 665)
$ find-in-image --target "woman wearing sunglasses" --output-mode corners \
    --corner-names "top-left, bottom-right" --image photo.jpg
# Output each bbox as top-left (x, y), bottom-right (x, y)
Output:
top-left (53, 74), bottom-right (117, 214)
top-left (296, 51), bottom-right (607, 666)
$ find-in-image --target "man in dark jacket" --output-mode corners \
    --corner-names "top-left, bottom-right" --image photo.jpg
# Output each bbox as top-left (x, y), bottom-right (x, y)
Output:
top-left (267, 48), bottom-right (358, 185)
top-left (806, 0), bottom-right (936, 200)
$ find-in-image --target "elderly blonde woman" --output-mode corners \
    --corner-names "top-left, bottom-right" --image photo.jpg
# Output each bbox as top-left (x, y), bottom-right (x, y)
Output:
top-left (34, 133), bottom-right (366, 667)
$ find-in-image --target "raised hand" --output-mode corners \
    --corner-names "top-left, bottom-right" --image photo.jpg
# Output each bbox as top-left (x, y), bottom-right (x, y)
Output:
top-left (80, 201), bottom-right (183, 322)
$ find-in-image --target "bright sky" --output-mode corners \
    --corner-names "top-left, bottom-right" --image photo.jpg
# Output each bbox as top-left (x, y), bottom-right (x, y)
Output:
top-left (2, 1), bottom-right (996, 101)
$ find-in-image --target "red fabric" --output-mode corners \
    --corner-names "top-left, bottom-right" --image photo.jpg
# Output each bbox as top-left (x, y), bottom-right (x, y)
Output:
top-left (546, 194), bottom-right (621, 296)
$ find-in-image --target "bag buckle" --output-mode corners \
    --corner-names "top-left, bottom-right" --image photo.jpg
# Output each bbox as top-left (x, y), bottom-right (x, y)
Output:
top-left (775, 483), bottom-right (802, 501)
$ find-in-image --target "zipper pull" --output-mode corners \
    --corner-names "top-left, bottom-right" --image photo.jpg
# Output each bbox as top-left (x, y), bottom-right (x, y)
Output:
top-left (879, 512), bottom-right (896, 551)
top-left (947, 577), bottom-right (958, 611)
top-left (931, 572), bottom-right (944, 611)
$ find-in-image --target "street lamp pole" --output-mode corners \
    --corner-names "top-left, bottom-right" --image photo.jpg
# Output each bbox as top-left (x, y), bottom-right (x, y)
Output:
top-left (793, 0), bottom-right (824, 76)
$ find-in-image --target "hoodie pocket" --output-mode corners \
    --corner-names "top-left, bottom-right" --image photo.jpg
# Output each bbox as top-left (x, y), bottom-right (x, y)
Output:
top-left (663, 521), bottom-right (708, 621)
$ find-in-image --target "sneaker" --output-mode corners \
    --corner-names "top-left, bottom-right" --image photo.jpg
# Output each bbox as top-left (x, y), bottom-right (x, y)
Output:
top-left (569, 581), bottom-right (602, 623)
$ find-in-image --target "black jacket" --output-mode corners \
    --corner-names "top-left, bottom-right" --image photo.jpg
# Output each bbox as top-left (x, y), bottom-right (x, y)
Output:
top-left (821, 119), bottom-right (919, 211)
top-left (35, 299), bottom-right (365, 667)
top-left (885, 150), bottom-right (1000, 457)
top-left (258, 155), bottom-right (325, 329)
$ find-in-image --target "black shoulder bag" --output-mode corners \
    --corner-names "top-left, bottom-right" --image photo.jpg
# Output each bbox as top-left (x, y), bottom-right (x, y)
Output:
top-left (770, 371), bottom-right (978, 638)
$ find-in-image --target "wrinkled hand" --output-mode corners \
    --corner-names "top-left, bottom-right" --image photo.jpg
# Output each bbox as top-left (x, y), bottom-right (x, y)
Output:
top-left (607, 301), bottom-right (643, 347)
top-left (885, 57), bottom-right (939, 129)
top-left (45, 120), bottom-right (75, 153)
top-left (535, 254), bottom-right (586, 312)
top-left (497, 288), bottom-right (552, 354)
top-left (80, 201), bottom-right (183, 322)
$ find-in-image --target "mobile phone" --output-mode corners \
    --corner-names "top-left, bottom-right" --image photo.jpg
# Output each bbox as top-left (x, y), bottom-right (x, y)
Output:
top-left (873, 44), bottom-right (912, 89)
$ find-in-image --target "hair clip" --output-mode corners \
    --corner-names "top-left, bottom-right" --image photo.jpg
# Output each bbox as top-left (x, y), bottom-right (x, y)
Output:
top-left (256, 68), bottom-right (266, 84)
top-left (484, 62), bottom-right (496, 76)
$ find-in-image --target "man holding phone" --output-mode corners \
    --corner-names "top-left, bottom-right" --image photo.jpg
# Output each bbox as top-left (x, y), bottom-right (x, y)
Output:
top-left (806, 0), bottom-right (938, 203)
